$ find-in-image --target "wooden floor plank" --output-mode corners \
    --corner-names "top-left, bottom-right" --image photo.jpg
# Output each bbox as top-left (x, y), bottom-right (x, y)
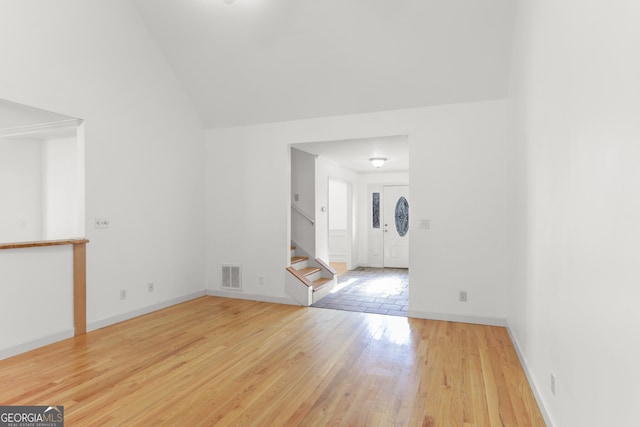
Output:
top-left (0, 296), bottom-right (545, 426)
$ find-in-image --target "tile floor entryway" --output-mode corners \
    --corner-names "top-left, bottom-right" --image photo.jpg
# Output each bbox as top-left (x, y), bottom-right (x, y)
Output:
top-left (312, 267), bottom-right (408, 316)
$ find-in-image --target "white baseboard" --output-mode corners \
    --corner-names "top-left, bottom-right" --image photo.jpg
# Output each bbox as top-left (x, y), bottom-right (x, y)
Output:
top-left (206, 289), bottom-right (296, 306)
top-left (360, 262), bottom-right (383, 268)
top-left (407, 310), bottom-right (506, 327)
top-left (0, 290), bottom-right (290, 360)
top-left (87, 290), bottom-right (206, 332)
top-left (347, 262), bottom-right (361, 271)
top-left (0, 329), bottom-right (75, 361)
top-left (507, 325), bottom-right (555, 427)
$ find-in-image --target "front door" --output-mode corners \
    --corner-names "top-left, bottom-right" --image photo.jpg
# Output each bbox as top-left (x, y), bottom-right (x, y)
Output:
top-left (383, 185), bottom-right (409, 268)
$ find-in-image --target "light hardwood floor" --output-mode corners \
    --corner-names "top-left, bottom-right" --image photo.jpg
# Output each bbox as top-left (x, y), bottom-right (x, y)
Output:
top-left (329, 262), bottom-right (348, 277)
top-left (0, 297), bottom-right (545, 426)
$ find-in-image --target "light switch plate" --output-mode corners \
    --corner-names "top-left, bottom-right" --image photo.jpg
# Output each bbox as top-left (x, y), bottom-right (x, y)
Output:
top-left (95, 217), bottom-right (110, 228)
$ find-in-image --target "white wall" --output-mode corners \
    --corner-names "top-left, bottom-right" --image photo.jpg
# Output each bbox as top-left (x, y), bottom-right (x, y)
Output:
top-left (205, 100), bottom-right (509, 322)
top-left (0, 0), bottom-right (205, 355)
top-left (0, 138), bottom-right (43, 242)
top-left (42, 135), bottom-right (81, 240)
top-left (328, 179), bottom-right (348, 230)
top-left (290, 147), bottom-right (315, 256)
top-left (328, 179), bottom-right (348, 263)
top-left (508, 1), bottom-right (640, 425)
top-left (0, 246), bottom-right (74, 359)
top-left (509, 0), bottom-right (640, 426)
top-left (409, 102), bottom-right (509, 323)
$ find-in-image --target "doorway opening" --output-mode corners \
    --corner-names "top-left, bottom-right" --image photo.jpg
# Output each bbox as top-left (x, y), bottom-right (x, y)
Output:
top-left (328, 177), bottom-right (352, 271)
top-left (0, 98), bottom-right (85, 244)
top-left (289, 135), bottom-right (409, 316)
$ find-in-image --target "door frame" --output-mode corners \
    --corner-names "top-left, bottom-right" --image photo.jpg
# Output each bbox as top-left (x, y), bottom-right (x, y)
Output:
top-left (366, 181), bottom-right (410, 268)
top-left (327, 176), bottom-right (354, 270)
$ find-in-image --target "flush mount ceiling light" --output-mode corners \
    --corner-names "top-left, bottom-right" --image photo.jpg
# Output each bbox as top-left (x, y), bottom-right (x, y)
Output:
top-left (369, 157), bottom-right (387, 168)
top-left (222, 0), bottom-right (235, 4)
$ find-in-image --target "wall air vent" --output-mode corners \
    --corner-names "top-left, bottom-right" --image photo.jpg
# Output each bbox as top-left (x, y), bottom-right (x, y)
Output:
top-left (221, 264), bottom-right (242, 290)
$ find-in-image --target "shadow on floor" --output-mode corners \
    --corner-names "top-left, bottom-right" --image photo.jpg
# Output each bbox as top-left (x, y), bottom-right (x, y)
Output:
top-left (312, 267), bottom-right (408, 316)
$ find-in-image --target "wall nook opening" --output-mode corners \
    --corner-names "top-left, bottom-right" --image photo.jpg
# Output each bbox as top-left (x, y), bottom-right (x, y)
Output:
top-left (0, 98), bottom-right (85, 243)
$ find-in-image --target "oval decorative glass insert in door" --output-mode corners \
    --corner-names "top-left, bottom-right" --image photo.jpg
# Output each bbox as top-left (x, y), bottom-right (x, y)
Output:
top-left (395, 196), bottom-right (409, 237)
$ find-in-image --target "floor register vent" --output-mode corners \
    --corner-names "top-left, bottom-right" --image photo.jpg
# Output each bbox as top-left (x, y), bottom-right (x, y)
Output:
top-left (221, 264), bottom-right (242, 290)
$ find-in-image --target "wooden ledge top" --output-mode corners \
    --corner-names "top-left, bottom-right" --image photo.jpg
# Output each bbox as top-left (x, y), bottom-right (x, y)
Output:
top-left (0, 238), bottom-right (89, 250)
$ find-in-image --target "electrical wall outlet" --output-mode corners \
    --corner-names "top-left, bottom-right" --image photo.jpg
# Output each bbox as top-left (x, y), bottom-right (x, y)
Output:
top-left (148, 282), bottom-right (154, 293)
top-left (550, 373), bottom-right (556, 396)
top-left (459, 291), bottom-right (468, 302)
top-left (120, 289), bottom-right (127, 300)
top-left (258, 276), bottom-right (265, 286)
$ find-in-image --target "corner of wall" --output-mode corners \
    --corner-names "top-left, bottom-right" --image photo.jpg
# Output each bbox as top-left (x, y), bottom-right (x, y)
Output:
top-left (506, 324), bottom-right (555, 427)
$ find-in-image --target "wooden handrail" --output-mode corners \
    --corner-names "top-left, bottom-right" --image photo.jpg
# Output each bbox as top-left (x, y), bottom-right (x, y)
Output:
top-left (0, 238), bottom-right (89, 335)
top-left (315, 258), bottom-right (337, 276)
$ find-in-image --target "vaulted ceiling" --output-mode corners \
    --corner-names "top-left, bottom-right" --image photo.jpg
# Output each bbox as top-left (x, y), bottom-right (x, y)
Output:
top-left (132, 0), bottom-right (515, 129)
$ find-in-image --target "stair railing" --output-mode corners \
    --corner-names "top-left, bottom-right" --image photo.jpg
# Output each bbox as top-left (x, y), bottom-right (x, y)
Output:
top-left (291, 204), bottom-right (315, 225)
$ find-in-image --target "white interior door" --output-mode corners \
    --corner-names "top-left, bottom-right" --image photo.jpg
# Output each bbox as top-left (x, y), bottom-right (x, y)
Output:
top-left (328, 178), bottom-right (351, 267)
top-left (383, 185), bottom-right (409, 268)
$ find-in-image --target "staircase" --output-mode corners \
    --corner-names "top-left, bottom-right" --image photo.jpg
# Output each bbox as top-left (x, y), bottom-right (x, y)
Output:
top-left (285, 245), bottom-right (337, 306)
